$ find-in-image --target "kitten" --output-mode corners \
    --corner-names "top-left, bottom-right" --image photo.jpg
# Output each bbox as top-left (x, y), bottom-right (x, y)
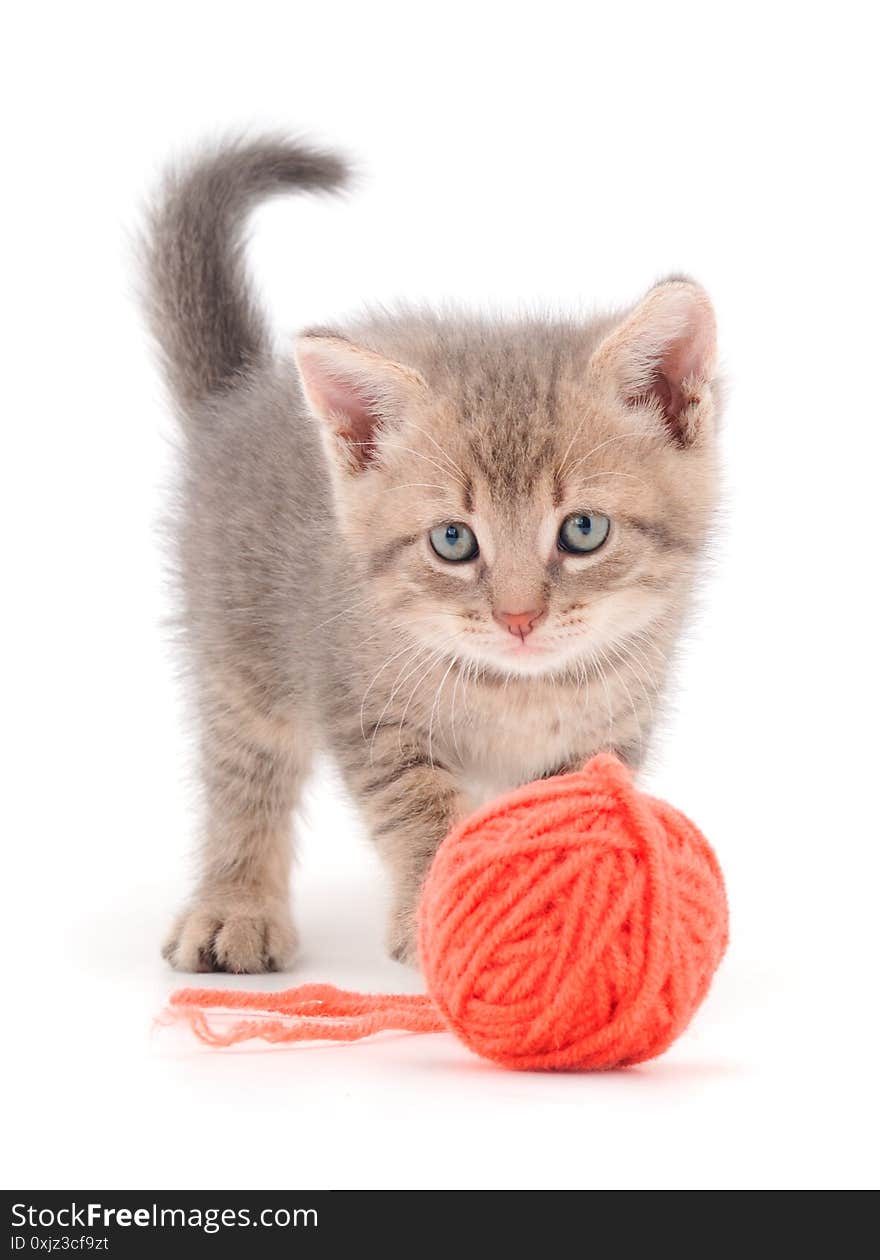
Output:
top-left (143, 136), bottom-right (721, 972)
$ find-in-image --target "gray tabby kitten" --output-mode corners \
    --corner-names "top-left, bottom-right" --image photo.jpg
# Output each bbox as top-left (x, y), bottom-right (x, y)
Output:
top-left (144, 136), bottom-right (720, 973)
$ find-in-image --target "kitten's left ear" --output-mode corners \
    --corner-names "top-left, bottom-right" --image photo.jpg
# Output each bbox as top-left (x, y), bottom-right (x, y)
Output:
top-left (590, 280), bottom-right (717, 447)
top-left (294, 333), bottom-right (427, 474)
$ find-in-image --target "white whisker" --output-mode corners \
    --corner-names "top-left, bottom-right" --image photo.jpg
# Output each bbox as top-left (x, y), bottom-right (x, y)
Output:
top-left (559, 429), bottom-right (652, 481)
top-left (369, 645), bottom-right (437, 764)
top-left (397, 648), bottom-right (448, 754)
top-left (588, 649), bottom-right (615, 749)
top-left (598, 645), bottom-right (643, 758)
top-left (567, 469), bottom-right (652, 493)
top-left (347, 441), bottom-right (467, 489)
top-left (428, 653), bottom-right (460, 768)
top-left (359, 639), bottom-right (425, 740)
top-left (381, 482), bottom-right (456, 495)
top-left (305, 594), bottom-right (376, 639)
top-left (448, 658), bottom-right (466, 762)
top-left (608, 642), bottom-right (656, 725)
top-left (399, 420), bottom-right (469, 486)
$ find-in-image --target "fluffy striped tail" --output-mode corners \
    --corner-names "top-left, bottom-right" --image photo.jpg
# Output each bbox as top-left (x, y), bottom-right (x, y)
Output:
top-left (142, 135), bottom-right (349, 419)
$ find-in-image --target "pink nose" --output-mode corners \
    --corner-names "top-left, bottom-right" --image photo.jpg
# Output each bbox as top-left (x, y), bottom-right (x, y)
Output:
top-left (493, 607), bottom-right (547, 640)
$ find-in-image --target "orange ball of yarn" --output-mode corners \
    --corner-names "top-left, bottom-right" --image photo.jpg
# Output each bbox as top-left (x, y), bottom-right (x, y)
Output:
top-left (418, 753), bottom-right (728, 1071)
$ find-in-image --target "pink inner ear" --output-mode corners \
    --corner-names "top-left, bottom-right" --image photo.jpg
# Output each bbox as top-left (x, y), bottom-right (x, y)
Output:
top-left (638, 301), bottom-right (716, 443)
top-left (320, 376), bottom-right (382, 460)
top-left (296, 345), bottom-right (386, 469)
top-left (663, 314), bottom-right (714, 395)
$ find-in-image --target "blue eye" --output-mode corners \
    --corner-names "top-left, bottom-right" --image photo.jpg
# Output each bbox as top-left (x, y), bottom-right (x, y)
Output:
top-left (429, 522), bottom-right (479, 562)
top-left (558, 512), bottom-right (611, 554)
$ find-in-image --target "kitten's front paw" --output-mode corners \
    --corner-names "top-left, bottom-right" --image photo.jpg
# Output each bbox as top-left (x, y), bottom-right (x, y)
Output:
top-left (162, 896), bottom-right (297, 974)
top-left (386, 909), bottom-right (420, 969)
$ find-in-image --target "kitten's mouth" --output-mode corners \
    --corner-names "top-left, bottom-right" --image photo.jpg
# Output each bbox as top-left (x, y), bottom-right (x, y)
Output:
top-left (503, 640), bottom-right (548, 658)
top-left (450, 619), bottom-right (584, 677)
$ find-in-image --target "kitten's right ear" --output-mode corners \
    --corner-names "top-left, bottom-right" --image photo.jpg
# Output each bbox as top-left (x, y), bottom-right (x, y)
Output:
top-left (294, 334), bottom-right (426, 474)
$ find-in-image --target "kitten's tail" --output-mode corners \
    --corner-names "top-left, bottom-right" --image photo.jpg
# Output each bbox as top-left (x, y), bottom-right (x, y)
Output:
top-left (142, 135), bottom-right (349, 417)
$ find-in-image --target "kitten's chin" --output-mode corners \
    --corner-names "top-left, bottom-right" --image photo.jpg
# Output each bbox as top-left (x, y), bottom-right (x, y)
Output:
top-left (459, 639), bottom-right (588, 680)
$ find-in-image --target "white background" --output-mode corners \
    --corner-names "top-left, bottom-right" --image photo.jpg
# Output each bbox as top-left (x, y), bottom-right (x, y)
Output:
top-left (3, 0), bottom-right (878, 1191)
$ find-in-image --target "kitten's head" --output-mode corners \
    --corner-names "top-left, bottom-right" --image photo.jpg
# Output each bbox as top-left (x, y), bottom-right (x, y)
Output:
top-left (295, 281), bottom-right (719, 678)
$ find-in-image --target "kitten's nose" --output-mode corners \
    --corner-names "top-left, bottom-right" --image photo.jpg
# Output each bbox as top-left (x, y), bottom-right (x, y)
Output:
top-left (493, 607), bottom-right (547, 641)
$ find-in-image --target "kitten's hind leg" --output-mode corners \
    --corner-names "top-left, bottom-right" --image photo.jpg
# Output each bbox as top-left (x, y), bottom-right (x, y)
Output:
top-left (163, 680), bottom-right (310, 974)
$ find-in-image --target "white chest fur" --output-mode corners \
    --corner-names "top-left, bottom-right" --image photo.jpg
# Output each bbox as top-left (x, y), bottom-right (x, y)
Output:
top-left (446, 674), bottom-right (599, 810)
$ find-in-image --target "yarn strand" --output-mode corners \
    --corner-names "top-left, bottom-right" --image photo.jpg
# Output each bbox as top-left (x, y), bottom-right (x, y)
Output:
top-left (164, 983), bottom-right (445, 1048)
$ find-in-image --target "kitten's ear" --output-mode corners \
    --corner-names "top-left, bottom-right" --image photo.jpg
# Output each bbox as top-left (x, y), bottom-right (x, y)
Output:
top-left (590, 280), bottom-right (717, 446)
top-left (294, 333), bottom-right (426, 473)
